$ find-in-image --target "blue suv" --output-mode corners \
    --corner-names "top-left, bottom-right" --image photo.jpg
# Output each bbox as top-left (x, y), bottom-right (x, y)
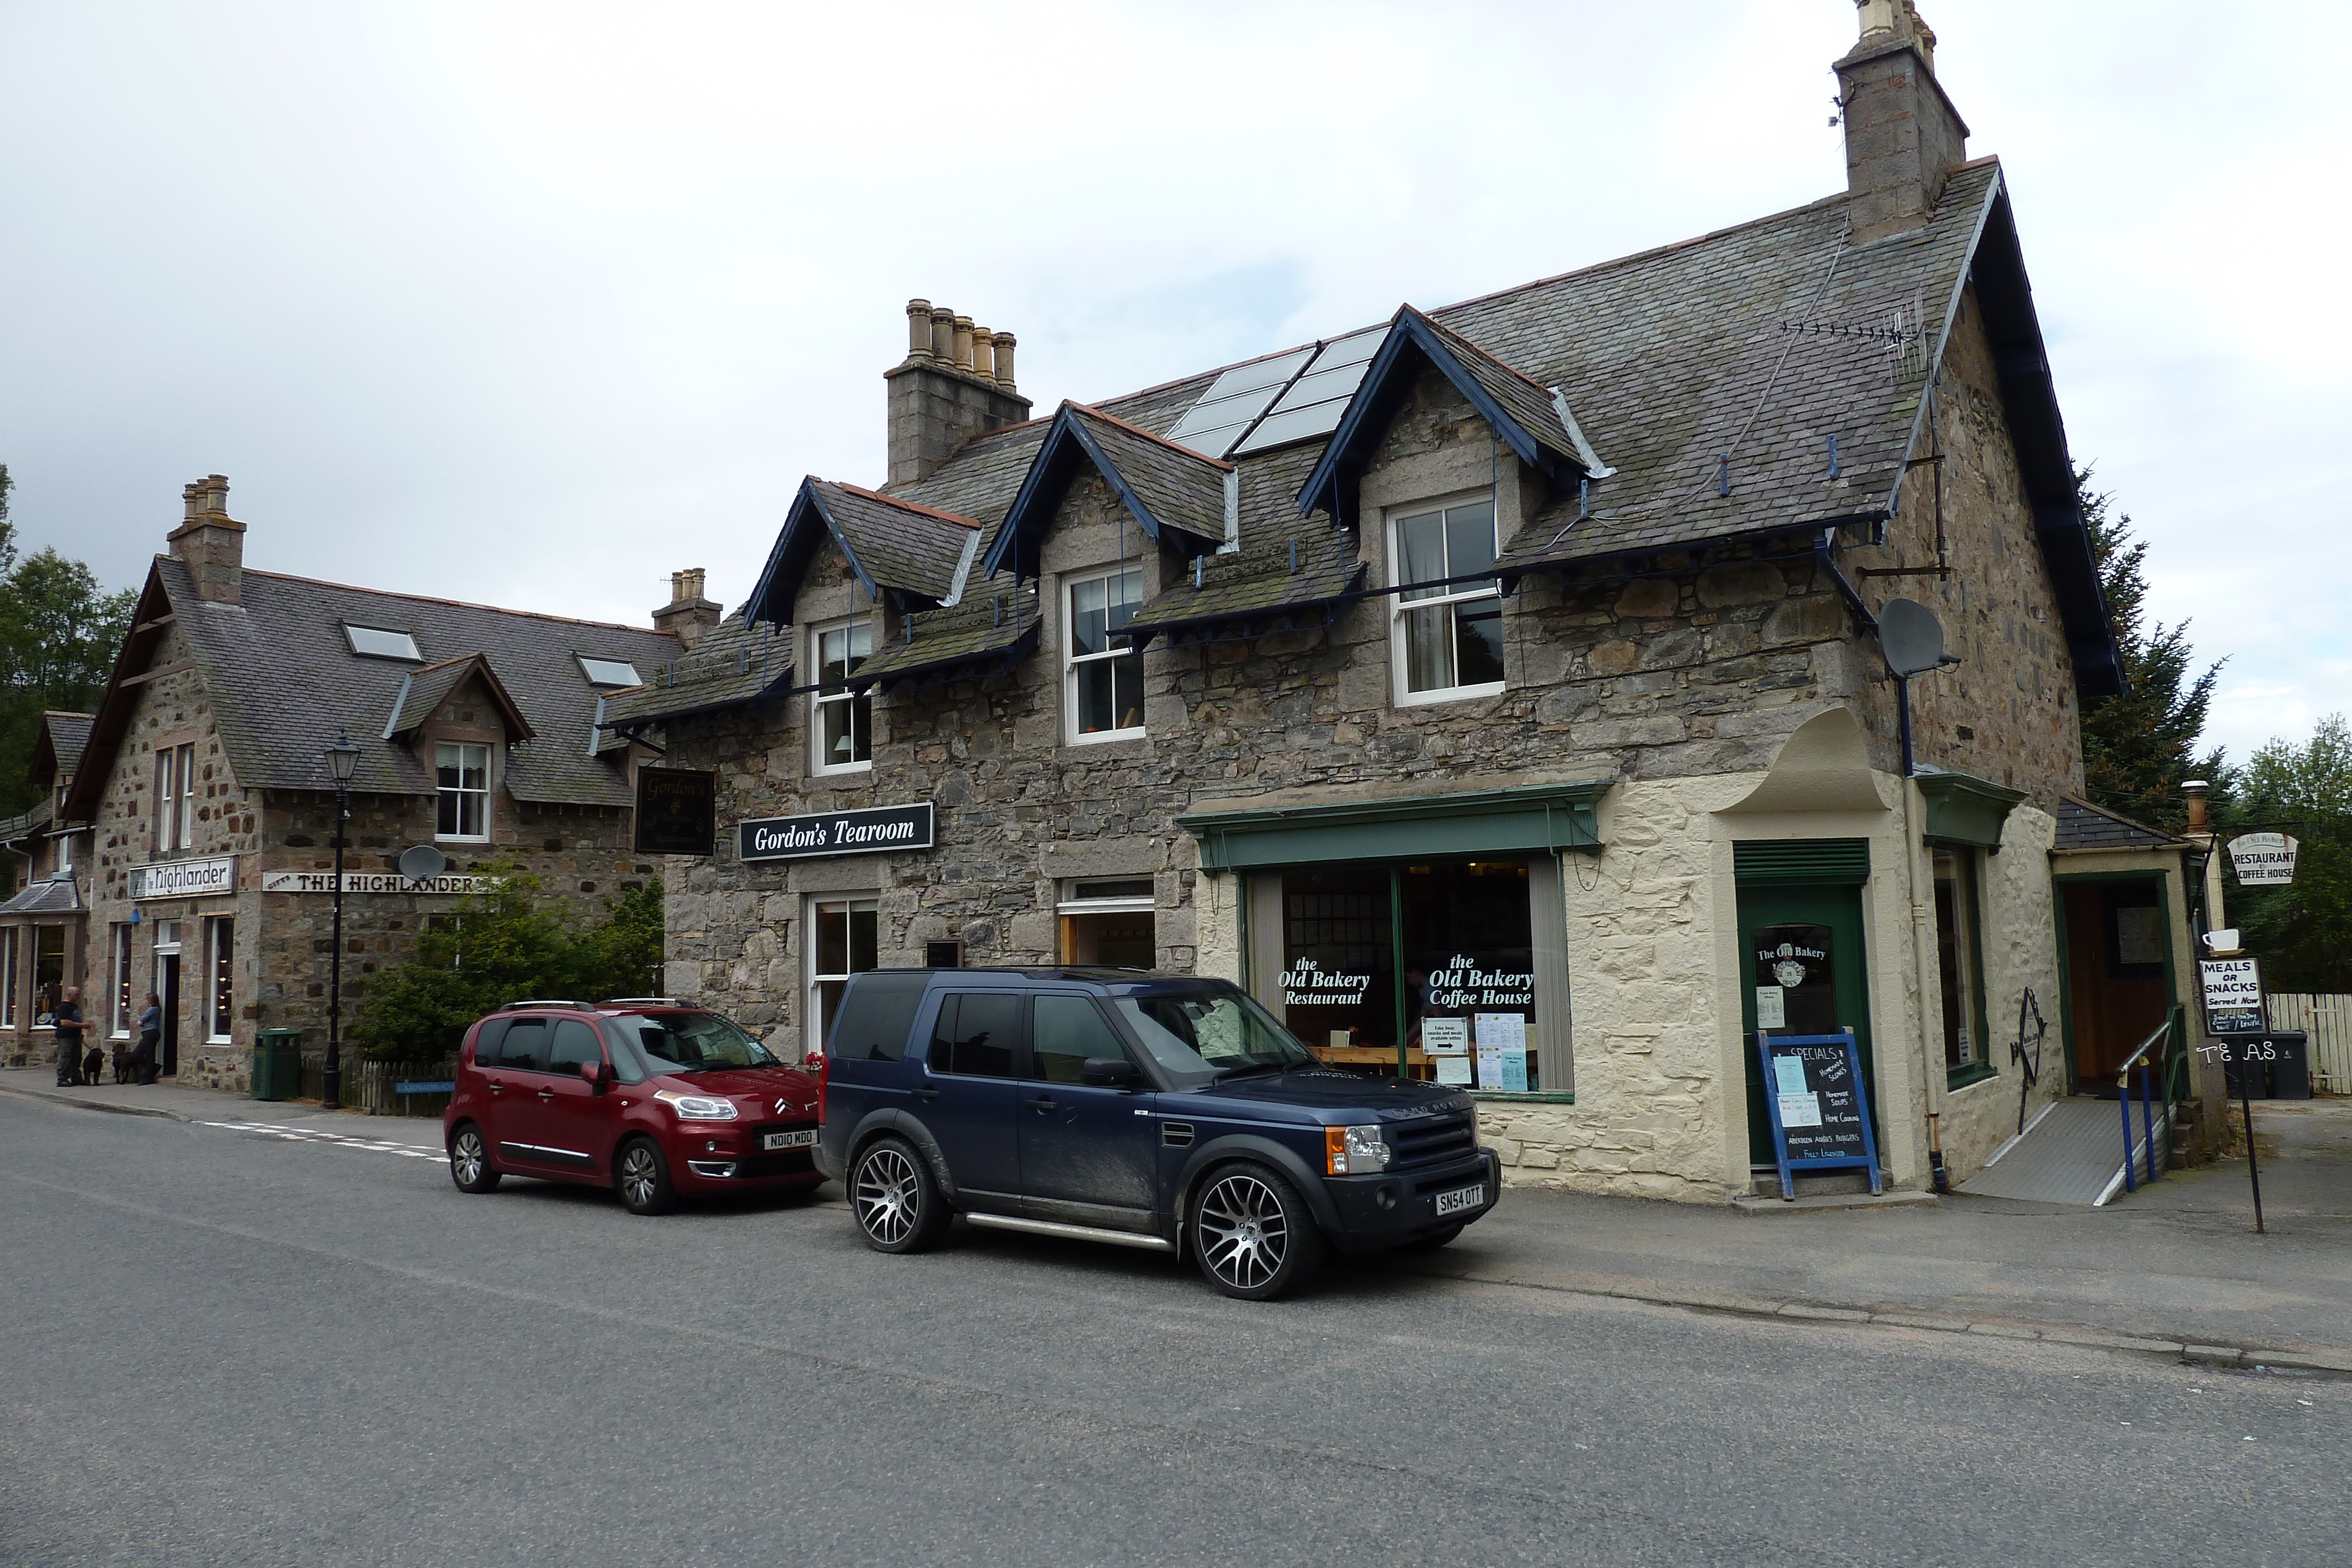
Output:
top-left (814, 968), bottom-right (1499, 1299)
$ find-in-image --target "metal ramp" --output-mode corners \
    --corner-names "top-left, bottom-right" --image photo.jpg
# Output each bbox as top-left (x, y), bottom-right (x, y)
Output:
top-left (1958, 1098), bottom-right (2167, 1206)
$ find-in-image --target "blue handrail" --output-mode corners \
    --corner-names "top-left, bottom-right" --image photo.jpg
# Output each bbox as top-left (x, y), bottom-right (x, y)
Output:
top-left (2114, 1015), bottom-right (2175, 1193)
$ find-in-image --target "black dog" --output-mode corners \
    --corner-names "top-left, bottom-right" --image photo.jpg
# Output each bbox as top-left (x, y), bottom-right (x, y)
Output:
top-left (83, 1046), bottom-right (107, 1086)
top-left (111, 1044), bottom-right (136, 1084)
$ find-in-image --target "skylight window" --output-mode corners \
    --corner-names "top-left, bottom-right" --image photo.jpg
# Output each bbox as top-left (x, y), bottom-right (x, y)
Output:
top-left (344, 624), bottom-right (422, 661)
top-left (577, 656), bottom-right (643, 688)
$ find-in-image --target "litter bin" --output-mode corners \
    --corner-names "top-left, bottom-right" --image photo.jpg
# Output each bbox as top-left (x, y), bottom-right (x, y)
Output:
top-left (2221, 1031), bottom-right (2310, 1100)
top-left (252, 1028), bottom-right (303, 1102)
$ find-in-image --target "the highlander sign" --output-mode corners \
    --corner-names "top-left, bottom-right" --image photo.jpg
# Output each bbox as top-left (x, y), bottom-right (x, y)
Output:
top-left (739, 803), bottom-right (934, 862)
top-left (129, 857), bottom-right (238, 900)
top-left (260, 872), bottom-right (489, 895)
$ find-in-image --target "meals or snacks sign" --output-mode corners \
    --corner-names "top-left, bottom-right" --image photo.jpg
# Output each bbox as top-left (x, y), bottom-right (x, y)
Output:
top-left (2199, 956), bottom-right (2266, 1036)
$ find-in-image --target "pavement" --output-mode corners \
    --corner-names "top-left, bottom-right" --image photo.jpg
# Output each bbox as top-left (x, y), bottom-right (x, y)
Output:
top-left (4, 1066), bottom-right (2346, 1369)
top-left (3, 1088), bottom-right (2343, 1568)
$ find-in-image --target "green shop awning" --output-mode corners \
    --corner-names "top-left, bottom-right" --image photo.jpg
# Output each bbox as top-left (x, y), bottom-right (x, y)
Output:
top-left (1179, 779), bottom-right (1611, 871)
top-left (1915, 768), bottom-right (2027, 853)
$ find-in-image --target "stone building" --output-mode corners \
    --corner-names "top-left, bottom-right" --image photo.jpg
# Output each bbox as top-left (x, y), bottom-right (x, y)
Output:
top-left (608, 5), bottom-right (2217, 1201)
top-left (0, 712), bottom-right (96, 1066)
top-left (55, 477), bottom-right (690, 1091)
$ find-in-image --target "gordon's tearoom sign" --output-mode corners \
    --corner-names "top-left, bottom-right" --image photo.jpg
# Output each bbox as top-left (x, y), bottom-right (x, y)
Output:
top-left (261, 871), bottom-right (489, 895)
top-left (129, 857), bottom-right (238, 900)
top-left (739, 802), bottom-right (935, 862)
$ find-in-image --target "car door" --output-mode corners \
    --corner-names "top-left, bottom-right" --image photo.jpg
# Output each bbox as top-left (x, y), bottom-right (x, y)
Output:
top-left (1017, 992), bottom-right (1158, 1230)
top-left (484, 1018), bottom-right (567, 1173)
top-left (914, 991), bottom-right (1025, 1205)
top-left (530, 1017), bottom-right (619, 1177)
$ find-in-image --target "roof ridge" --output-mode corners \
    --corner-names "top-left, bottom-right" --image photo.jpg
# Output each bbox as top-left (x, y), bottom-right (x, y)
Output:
top-left (226, 564), bottom-right (681, 641)
top-left (830, 480), bottom-right (983, 529)
top-left (1067, 400), bottom-right (1235, 471)
top-left (1402, 305), bottom-right (1560, 400)
top-left (2062, 794), bottom-right (2179, 838)
top-left (407, 651), bottom-right (489, 676)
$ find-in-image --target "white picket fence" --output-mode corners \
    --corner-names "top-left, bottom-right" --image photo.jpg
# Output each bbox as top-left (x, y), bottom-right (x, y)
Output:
top-left (2267, 994), bottom-right (2352, 1094)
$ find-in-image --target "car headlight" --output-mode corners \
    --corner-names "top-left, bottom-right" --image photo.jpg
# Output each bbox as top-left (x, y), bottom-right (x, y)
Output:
top-left (1325, 1123), bottom-right (1391, 1175)
top-left (654, 1089), bottom-right (738, 1121)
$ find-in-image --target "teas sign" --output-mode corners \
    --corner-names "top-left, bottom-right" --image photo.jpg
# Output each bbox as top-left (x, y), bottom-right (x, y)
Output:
top-left (738, 802), bottom-right (934, 861)
top-left (2199, 955), bottom-right (2265, 1036)
top-left (2227, 833), bottom-right (2298, 887)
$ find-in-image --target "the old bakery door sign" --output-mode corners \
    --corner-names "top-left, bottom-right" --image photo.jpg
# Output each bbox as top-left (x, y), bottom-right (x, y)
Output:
top-left (1756, 1029), bottom-right (1882, 1201)
top-left (738, 803), bottom-right (934, 862)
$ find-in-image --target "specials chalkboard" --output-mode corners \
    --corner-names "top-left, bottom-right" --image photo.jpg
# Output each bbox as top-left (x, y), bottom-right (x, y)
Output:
top-left (1757, 1030), bottom-right (1882, 1201)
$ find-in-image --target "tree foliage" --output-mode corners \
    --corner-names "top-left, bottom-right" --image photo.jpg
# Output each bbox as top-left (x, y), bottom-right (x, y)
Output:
top-left (0, 465), bottom-right (141, 813)
top-left (2074, 466), bottom-right (2222, 832)
top-left (2213, 716), bottom-right (2352, 994)
top-left (350, 868), bottom-right (667, 1061)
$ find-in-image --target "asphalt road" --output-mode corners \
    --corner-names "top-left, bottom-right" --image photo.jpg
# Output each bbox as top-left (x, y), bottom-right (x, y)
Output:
top-left (2, 1094), bottom-right (2341, 1568)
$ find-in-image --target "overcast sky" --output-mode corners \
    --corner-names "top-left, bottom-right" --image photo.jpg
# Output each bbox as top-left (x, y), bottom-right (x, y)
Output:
top-left (4, 1), bottom-right (2344, 763)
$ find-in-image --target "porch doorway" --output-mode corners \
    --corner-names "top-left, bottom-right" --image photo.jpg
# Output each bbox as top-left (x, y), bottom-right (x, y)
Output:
top-left (2057, 875), bottom-right (2176, 1091)
top-left (153, 924), bottom-right (182, 1078)
top-left (1735, 864), bottom-right (1880, 1165)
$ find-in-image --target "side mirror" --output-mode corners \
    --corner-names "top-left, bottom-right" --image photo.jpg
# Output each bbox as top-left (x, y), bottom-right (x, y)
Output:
top-left (1081, 1056), bottom-right (1140, 1089)
top-left (579, 1059), bottom-right (609, 1092)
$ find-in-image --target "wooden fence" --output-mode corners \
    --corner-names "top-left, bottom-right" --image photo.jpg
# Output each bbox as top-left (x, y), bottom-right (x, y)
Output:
top-left (2267, 994), bottom-right (2352, 1095)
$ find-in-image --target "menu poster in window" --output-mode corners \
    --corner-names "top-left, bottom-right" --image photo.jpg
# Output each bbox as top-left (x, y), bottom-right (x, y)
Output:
top-left (1421, 1017), bottom-right (1469, 1055)
top-left (1475, 1012), bottom-right (1528, 1092)
top-left (1435, 1055), bottom-right (1472, 1086)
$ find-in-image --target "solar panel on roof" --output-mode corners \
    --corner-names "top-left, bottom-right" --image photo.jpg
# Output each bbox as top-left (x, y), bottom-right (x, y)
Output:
top-left (1195, 347), bottom-right (1314, 403)
top-left (1157, 323), bottom-right (1394, 459)
top-left (1231, 399), bottom-right (1352, 454)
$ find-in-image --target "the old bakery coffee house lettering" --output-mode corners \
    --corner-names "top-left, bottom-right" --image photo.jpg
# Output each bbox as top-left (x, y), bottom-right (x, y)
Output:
top-left (739, 803), bottom-right (936, 862)
top-left (1422, 954), bottom-right (1535, 1010)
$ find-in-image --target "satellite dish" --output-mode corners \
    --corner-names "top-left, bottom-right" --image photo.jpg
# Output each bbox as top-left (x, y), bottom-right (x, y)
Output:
top-left (1879, 598), bottom-right (1948, 678)
top-left (397, 844), bottom-right (450, 881)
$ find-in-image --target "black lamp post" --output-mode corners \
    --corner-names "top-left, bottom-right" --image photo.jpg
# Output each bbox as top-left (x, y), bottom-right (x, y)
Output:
top-left (323, 728), bottom-right (360, 1111)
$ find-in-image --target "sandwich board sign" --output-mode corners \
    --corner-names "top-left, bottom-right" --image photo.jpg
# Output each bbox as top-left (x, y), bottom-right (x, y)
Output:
top-left (2227, 833), bottom-right (2298, 887)
top-left (1756, 1029), bottom-right (1882, 1201)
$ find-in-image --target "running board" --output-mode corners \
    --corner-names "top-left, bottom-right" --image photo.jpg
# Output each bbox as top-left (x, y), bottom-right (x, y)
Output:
top-left (963, 1212), bottom-right (1174, 1252)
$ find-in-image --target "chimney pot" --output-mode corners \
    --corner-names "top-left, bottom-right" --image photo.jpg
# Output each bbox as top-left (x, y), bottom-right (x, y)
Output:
top-left (653, 566), bottom-right (721, 650)
top-left (885, 299), bottom-right (1033, 484)
top-left (952, 315), bottom-right (975, 373)
top-left (991, 331), bottom-right (1017, 393)
top-left (971, 326), bottom-right (995, 383)
top-left (166, 473), bottom-right (246, 605)
top-left (930, 305), bottom-right (956, 362)
top-left (906, 299), bottom-right (935, 359)
top-left (1836, 1), bottom-right (1965, 240)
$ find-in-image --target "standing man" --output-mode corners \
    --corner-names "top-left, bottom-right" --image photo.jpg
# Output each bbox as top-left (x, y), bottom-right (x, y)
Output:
top-left (133, 992), bottom-right (163, 1084)
top-left (54, 985), bottom-right (86, 1086)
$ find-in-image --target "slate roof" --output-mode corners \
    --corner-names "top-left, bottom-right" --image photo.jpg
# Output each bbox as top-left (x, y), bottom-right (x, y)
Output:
top-left (382, 655), bottom-right (533, 741)
top-left (66, 559), bottom-right (681, 818)
top-left (599, 613), bottom-right (791, 730)
top-left (0, 800), bottom-right (53, 849)
top-left (981, 403), bottom-right (1230, 581)
top-left (714, 153), bottom-right (2116, 700)
top-left (0, 871), bottom-right (82, 917)
top-left (740, 479), bottom-right (982, 626)
top-left (1124, 531), bottom-right (1365, 638)
top-left (853, 586), bottom-right (1043, 690)
top-left (2054, 797), bottom-right (2183, 852)
top-left (43, 713), bottom-right (93, 780)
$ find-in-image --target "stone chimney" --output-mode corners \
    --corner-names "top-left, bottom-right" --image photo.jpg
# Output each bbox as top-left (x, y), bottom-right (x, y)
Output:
top-left (167, 474), bottom-right (246, 605)
top-left (1836, 0), bottom-right (1968, 242)
top-left (653, 567), bottom-right (722, 649)
top-left (885, 297), bottom-right (1033, 486)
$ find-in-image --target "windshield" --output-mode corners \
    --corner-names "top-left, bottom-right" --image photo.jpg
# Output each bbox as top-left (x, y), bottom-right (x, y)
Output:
top-left (1114, 987), bottom-right (1317, 1086)
top-left (605, 1012), bottom-right (778, 1075)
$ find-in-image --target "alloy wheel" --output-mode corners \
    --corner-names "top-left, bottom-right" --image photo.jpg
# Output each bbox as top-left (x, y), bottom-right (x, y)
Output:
top-left (452, 1129), bottom-right (486, 1186)
top-left (1197, 1171), bottom-right (1291, 1293)
top-left (620, 1144), bottom-right (661, 1211)
top-left (854, 1145), bottom-right (922, 1247)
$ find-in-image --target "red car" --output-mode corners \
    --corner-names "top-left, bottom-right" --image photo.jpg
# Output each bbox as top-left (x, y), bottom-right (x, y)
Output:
top-left (443, 999), bottom-right (823, 1214)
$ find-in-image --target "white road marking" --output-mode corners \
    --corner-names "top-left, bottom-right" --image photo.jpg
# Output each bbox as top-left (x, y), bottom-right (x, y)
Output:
top-left (201, 1121), bottom-right (445, 1161)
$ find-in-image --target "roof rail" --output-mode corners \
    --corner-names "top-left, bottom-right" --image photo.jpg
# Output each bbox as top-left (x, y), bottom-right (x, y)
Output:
top-left (599, 997), bottom-right (686, 1007)
top-left (499, 998), bottom-right (594, 1011)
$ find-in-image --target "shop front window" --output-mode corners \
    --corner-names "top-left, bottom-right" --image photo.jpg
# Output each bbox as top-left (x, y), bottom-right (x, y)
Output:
top-left (1, 927), bottom-right (17, 1027)
top-left (1278, 868), bottom-right (1394, 1064)
top-left (207, 917), bottom-right (236, 1041)
top-left (810, 897), bottom-right (878, 1053)
top-left (34, 925), bottom-right (65, 1022)
top-left (1057, 878), bottom-right (1155, 967)
top-left (1933, 848), bottom-right (1988, 1079)
top-left (112, 924), bottom-right (135, 1037)
top-left (1403, 862), bottom-right (1538, 1092)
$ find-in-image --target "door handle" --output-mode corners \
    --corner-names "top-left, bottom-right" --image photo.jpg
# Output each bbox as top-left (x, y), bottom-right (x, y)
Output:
top-left (537, 1088), bottom-right (556, 1101)
top-left (488, 1080), bottom-right (503, 1095)
top-left (911, 1086), bottom-right (939, 1099)
top-left (1027, 1096), bottom-right (1057, 1112)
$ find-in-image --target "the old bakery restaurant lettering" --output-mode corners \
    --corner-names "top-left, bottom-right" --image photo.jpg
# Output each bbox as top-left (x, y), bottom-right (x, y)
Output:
top-left (740, 803), bottom-right (935, 862)
top-left (1281, 958), bottom-right (1372, 1007)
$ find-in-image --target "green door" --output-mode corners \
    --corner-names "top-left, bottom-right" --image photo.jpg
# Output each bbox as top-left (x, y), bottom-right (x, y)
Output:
top-left (1736, 882), bottom-right (1880, 1165)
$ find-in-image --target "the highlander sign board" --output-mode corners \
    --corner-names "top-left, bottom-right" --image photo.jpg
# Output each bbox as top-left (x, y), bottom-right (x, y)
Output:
top-left (129, 857), bottom-right (238, 900)
top-left (739, 803), bottom-right (934, 862)
top-left (259, 871), bottom-right (490, 895)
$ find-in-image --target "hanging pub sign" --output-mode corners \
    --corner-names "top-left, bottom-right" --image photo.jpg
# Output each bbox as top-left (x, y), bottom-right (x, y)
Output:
top-left (2198, 954), bottom-right (2266, 1036)
top-left (635, 767), bottom-right (717, 856)
top-left (2227, 833), bottom-right (2298, 887)
top-left (738, 801), bottom-right (935, 862)
top-left (1756, 1029), bottom-right (1882, 1201)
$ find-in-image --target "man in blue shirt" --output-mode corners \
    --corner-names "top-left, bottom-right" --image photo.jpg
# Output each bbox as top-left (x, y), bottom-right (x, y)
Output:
top-left (53, 985), bottom-right (86, 1086)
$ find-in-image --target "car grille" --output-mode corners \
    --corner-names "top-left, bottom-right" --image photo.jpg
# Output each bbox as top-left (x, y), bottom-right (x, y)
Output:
top-left (1387, 1110), bottom-right (1477, 1172)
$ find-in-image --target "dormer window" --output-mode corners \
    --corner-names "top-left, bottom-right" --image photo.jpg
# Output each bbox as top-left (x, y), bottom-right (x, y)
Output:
top-left (345, 624), bottom-right (422, 661)
top-left (1067, 569), bottom-right (1144, 742)
top-left (577, 656), bottom-right (642, 688)
top-left (1391, 494), bottom-right (1504, 704)
top-left (811, 618), bottom-right (873, 775)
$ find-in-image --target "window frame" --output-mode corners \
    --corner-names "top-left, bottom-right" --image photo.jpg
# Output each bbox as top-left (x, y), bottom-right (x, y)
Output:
top-left (576, 654), bottom-right (643, 689)
top-left (1387, 491), bottom-right (1506, 707)
top-left (343, 624), bottom-right (422, 661)
top-left (1064, 567), bottom-right (1147, 744)
top-left (1932, 844), bottom-right (1993, 1088)
top-left (2, 927), bottom-right (18, 1028)
top-left (111, 924), bottom-right (135, 1038)
top-left (807, 895), bottom-right (880, 1057)
top-left (205, 916), bottom-right (235, 1043)
top-left (435, 741), bottom-right (492, 844)
top-left (810, 617), bottom-right (875, 776)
